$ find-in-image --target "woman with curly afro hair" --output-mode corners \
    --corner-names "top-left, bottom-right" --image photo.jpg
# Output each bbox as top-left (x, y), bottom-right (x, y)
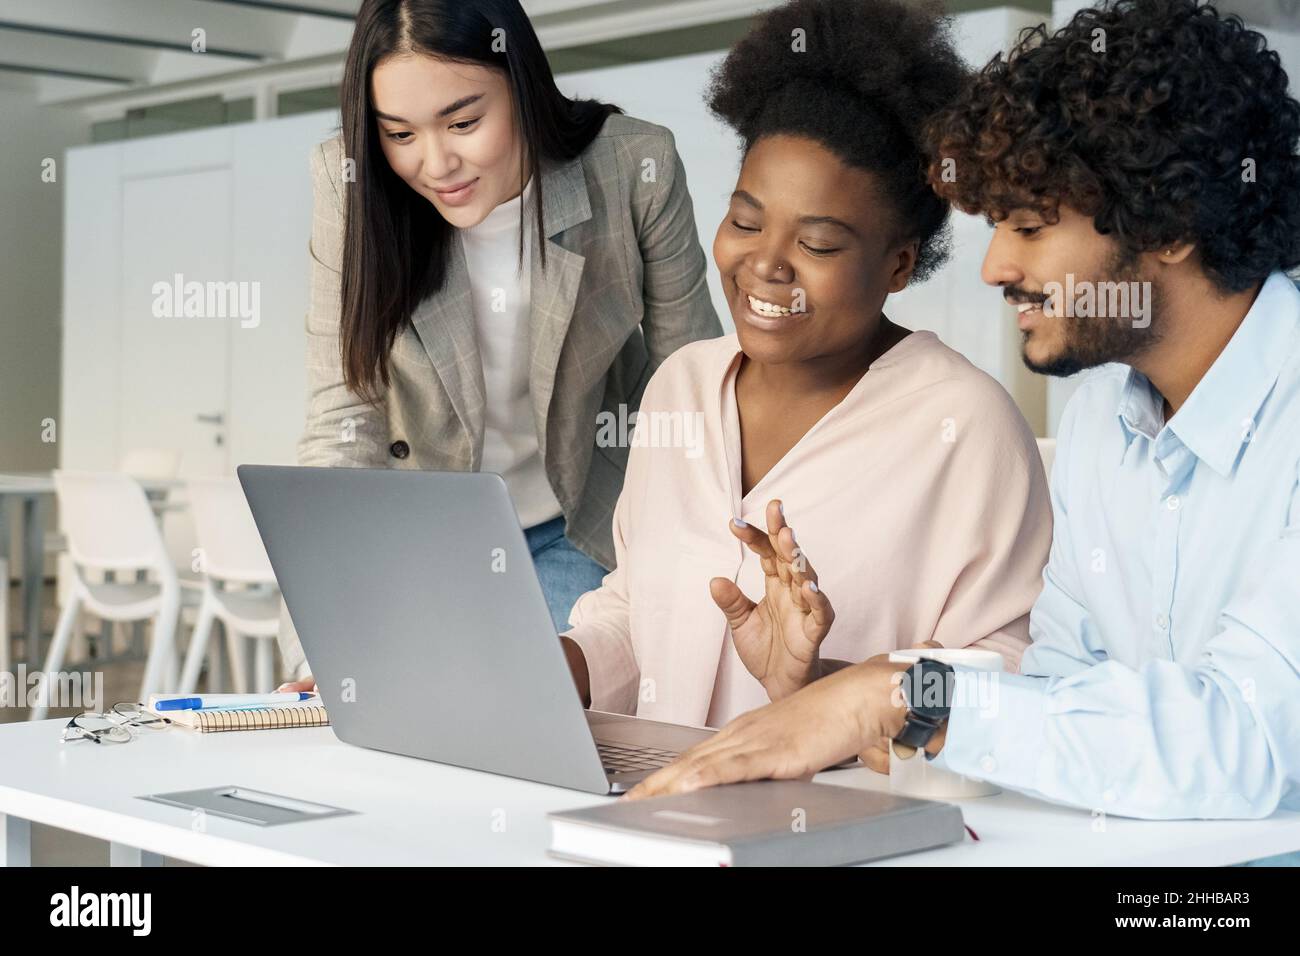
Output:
top-left (560, 0), bottom-right (1052, 742)
top-left (630, 2), bottom-right (1300, 843)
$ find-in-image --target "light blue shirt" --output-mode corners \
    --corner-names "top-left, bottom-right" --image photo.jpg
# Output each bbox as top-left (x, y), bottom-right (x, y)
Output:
top-left (936, 271), bottom-right (1300, 819)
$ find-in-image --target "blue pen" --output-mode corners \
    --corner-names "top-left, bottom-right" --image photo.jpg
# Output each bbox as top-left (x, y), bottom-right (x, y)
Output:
top-left (154, 692), bottom-right (314, 712)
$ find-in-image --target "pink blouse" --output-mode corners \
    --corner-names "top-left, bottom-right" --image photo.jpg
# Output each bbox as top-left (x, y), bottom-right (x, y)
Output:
top-left (563, 331), bottom-right (1052, 728)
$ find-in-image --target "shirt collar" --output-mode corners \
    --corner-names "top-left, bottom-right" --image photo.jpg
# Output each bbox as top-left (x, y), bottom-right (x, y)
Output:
top-left (1115, 271), bottom-right (1300, 477)
top-left (1116, 368), bottom-right (1164, 443)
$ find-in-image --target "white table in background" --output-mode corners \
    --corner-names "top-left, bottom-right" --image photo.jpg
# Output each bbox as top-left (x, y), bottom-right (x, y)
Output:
top-left (1, 719), bottom-right (1297, 866)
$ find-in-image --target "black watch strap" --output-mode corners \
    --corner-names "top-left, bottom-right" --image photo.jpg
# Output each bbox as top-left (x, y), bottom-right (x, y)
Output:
top-left (893, 659), bottom-right (955, 749)
top-left (895, 710), bottom-right (944, 749)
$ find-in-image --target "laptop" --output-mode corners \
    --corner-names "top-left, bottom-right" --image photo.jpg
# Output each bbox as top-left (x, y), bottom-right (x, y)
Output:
top-left (237, 464), bottom-right (715, 795)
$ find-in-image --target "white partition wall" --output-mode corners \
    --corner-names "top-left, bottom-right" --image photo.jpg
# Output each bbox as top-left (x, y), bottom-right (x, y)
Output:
top-left (60, 109), bottom-right (340, 478)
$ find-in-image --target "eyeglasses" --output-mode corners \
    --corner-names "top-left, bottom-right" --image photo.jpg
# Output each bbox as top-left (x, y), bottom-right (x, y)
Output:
top-left (61, 702), bottom-right (172, 744)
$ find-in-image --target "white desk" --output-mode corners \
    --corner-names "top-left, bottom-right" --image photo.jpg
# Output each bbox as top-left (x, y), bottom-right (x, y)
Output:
top-left (1, 718), bottom-right (1297, 866)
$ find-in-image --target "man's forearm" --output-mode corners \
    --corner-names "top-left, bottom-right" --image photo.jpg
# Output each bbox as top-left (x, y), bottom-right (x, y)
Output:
top-left (819, 658), bottom-right (853, 677)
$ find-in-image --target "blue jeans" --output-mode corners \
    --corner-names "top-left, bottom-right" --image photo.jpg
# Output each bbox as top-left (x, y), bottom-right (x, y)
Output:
top-left (525, 516), bottom-right (608, 631)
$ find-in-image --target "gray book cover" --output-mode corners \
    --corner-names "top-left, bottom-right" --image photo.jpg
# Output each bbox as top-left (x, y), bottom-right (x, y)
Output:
top-left (549, 780), bottom-right (966, 866)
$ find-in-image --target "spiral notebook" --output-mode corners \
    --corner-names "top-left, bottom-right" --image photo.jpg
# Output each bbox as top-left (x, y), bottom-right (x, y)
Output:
top-left (145, 696), bottom-right (330, 733)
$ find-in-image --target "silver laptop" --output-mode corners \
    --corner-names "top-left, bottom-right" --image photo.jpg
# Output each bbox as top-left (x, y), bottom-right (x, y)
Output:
top-left (237, 464), bottom-right (714, 795)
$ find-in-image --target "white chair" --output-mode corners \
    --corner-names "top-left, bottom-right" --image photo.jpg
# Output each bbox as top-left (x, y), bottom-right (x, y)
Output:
top-left (1036, 438), bottom-right (1057, 480)
top-left (49, 448), bottom-right (184, 663)
top-left (31, 472), bottom-right (180, 721)
top-left (177, 478), bottom-right (281, 694)
top-left (46, 449), bottom-right (180, 559)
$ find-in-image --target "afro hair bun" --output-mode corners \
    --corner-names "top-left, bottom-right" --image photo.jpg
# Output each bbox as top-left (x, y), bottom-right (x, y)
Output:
top-left (707, 0), bottom-right (968, 281)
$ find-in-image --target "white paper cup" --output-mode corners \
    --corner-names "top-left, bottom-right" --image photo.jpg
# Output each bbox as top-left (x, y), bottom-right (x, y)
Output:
top-left (886, 647), bottom-right (1002, 799)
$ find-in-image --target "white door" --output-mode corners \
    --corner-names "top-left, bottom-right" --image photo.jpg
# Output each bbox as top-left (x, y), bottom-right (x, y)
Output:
top-left (118, 167), bottom-right (234, 478)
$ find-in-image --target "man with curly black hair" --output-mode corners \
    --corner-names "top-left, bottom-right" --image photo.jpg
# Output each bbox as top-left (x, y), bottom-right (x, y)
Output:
top-left (632, 0), bottom-right (1300, 839)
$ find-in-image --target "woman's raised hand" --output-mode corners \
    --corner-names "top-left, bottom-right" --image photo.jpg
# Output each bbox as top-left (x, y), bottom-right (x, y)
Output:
top-left (709, 499), bottom-right (836, 701)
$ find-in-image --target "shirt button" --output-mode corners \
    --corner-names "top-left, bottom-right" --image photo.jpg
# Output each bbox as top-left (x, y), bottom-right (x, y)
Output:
top-left (389, 439), bottom-right (410, 460)
top-left (1155, 613), bottom-right (1169, 630)
top-left (1165, 494), bottom-right (1181, 510)
top-left (979, 755), bottom-right (997, 774)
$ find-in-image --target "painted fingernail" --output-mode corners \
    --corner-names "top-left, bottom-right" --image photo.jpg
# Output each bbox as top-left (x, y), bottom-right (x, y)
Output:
top-left (790, 527), bottom-right (797, 543)
top-left (808, 581), bottom-right (819, 593)
top-left (733, 518), bottom-right (748, 527)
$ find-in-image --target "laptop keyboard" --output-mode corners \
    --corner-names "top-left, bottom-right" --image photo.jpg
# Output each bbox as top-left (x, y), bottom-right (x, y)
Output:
top-left (597, 743), bottom-right (680, 774)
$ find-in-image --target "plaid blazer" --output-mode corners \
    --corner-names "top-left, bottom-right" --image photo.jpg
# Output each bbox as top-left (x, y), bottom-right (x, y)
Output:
top-left (278, 113), bottom-right (721, 679)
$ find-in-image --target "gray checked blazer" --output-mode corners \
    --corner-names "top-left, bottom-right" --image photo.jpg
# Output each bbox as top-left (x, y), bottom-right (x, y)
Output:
top-left (276, 113), bottom-right (721, 680)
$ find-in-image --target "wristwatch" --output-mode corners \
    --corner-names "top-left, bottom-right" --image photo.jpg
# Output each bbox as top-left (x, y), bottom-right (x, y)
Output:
top-left (893, 658), bottom-right (955, 750)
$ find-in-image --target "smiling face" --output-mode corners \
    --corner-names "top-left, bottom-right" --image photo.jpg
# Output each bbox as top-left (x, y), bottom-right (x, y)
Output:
top-left (981, 203), bottom-right (1165, 376)
top-left (370, 53), bottom-right (524, 228)
top-left (712, 134), bottom-right (916, 365)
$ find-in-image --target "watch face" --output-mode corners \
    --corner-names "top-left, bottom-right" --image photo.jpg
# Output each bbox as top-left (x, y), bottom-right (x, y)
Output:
top-left (905, 660), bottom-right (954, 721)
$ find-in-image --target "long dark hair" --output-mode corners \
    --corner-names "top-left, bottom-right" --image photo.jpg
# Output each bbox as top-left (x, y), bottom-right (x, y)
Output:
top-left (338, 0), bottom-right (621, 400)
